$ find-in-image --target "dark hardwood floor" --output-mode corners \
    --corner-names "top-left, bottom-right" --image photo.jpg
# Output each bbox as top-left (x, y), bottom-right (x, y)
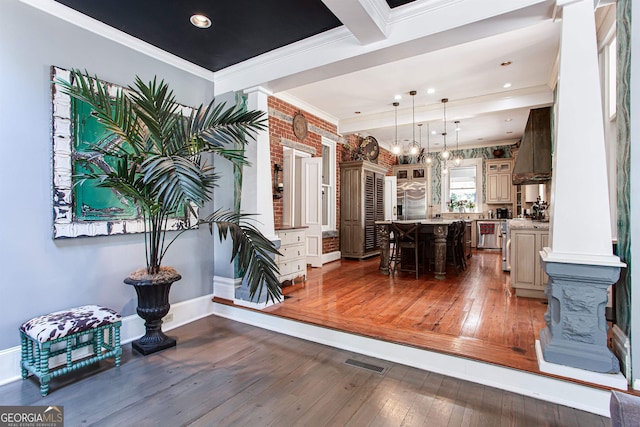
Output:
top-left (0, 316), bottom-right (608, 426)
top-left (264, 250), bottom-right (548, 374)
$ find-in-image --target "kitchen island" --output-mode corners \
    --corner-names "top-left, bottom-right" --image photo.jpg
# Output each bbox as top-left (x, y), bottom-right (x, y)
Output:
top-left (376, 219), bottom-right (458, 280)
top-left (508, 219), bottom-right (550, 298)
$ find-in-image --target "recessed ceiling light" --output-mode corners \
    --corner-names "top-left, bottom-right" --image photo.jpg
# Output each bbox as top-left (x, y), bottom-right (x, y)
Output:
top-left (394, 95), bottom-right (402, 100)
top-left (503, 83), bottom-right (512, 89)
top-left (501, 61), bottom-right (512, 67)
top-left (505, 118), bottom-right (513, 122)
top-left (506, 131), bottom-right (513, 134)
top-left (477, 138), bottom-right (484, 141)
top-left (427, 88), bottom-right (435, 94)
top-left (431, 130), bottom-right (437, 135)
top-left (190, 14), bottom-right (212, 29)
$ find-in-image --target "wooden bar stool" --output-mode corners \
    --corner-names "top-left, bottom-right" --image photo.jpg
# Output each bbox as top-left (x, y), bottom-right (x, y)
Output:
top-left (390, 222), bottom-right (422, 279)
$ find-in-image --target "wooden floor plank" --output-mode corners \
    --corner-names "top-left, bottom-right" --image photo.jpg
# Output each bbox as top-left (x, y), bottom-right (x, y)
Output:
top-left (0, 316), bottom-right (608, 426)
top-left (266, 251), bottom-right (545, 373)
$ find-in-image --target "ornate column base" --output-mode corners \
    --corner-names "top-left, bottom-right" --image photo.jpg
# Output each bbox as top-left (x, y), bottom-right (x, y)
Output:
top-left (539, 258), bottom-right (621, 373)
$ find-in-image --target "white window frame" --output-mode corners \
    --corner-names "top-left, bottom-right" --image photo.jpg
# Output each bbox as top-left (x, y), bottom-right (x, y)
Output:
top-left (441, 158), bottom-right (482, 212)
top-left (321, 137), bottom-right (336, 232)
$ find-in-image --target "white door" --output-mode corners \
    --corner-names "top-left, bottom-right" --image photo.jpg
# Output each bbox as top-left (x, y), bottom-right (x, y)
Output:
top-left (384, 176), bottom-right (397, 220)
top-left (301, 157), bottom-right (323, 267)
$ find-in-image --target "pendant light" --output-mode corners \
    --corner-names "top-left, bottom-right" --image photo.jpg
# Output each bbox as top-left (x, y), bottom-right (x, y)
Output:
top-left (454, 120), bottom-right (462, 166)
top-left (440, 98), bottom-right (450, 161)
top-left (418, 123), bottom-right (424, 163)
top-left (409, 90), bottom-right (419, 155)
top-left (392, 102), bottom-right (401, 155)
top-left (425, 123), bottom-right (432, 164)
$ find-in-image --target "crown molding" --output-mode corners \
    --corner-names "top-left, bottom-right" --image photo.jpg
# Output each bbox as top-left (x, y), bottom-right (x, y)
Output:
top-left (20, 0), bottom-right (216, 82)
top-left (272, 93), bottom-right (339, 126)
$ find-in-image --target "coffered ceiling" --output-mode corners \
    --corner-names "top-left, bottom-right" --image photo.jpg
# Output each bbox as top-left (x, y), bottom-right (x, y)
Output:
top-left (35, 0), bottom-right (574, 151)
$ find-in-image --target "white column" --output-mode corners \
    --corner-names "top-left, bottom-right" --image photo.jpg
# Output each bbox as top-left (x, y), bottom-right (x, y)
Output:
top-left (241, 86), bottom-right (277, 242)
top-left (542, 0), bottom-right (622, 268)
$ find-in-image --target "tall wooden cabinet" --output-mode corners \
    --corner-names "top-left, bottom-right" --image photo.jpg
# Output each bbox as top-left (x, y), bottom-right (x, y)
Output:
top-left (485, 158), bottom-right (514, 204)
top-left (340, 160), bottom-right (387, 259)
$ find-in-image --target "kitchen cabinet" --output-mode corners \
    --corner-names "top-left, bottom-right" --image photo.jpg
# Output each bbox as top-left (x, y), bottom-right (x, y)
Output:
top-left (510, 227), bottom-right (549, 298)
top-left (485, 159), bottom-right (514, 204)
top-left (275, 228), bottom-right (307, 284)
top-left (340, 160), bottom-right (388, 259)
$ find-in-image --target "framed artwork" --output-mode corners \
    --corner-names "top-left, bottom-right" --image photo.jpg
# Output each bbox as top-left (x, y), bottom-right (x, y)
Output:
top-left (51, 66), bottom-right (197, 239)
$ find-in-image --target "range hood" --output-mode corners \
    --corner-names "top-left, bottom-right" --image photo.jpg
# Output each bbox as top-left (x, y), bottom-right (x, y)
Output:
top-left (512, 106), bottom-right (552, 185)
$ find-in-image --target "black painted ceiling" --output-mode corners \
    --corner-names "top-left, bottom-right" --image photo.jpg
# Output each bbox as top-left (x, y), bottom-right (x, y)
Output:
top-left (55, 0), bottom-right (415, 72)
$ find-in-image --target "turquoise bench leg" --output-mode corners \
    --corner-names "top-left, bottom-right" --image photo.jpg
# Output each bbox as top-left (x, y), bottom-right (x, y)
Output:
top-left (39, 341), bottom-right (51, 396)
top-left (20, 333), bottom-right (29, 380)
top-left (114, 323), bottom-right (122, 367)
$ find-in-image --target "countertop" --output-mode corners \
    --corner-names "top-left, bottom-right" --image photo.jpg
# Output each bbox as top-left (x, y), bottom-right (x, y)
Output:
top-left (508, 219), bottom-right (550, 230)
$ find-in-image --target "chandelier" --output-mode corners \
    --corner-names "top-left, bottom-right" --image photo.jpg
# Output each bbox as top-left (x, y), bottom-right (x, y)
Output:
top-left (440, 98), bottom-right (450, 161)
top-left (409, 90), bottom-right (419, 155)
top-left (391, 90), bottom-right (420, 157)
top-left (424, 123), bottom-right (432, 164)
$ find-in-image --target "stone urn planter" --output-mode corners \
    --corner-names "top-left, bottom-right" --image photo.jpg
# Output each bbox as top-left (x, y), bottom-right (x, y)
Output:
top-left (124, 267), bottom-right (182, 355)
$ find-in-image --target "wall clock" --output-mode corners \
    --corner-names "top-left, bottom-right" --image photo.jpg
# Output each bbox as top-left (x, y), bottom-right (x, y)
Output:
top-left (363, 136), bottom-right (379, 161)
top-left (292, 113), bottom-right (308, 140)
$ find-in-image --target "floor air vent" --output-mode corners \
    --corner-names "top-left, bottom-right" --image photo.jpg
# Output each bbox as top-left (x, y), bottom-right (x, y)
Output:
top-left (344, 358), bottom-right (386, 374)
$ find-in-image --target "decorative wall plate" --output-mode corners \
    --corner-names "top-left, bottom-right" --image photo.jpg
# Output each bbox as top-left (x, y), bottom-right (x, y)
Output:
top-left (292, 113), bottom-right (308, 140)
top-left (363, 136), bottom-right (379, 161)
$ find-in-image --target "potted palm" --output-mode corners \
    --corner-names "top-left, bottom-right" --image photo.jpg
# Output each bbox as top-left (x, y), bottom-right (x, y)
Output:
top-left (56, 69), bottom-right (281, 355)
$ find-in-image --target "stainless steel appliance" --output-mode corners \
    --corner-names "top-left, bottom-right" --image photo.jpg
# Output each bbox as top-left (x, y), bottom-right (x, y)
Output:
top-left (396, 181), bottom-right (427, 220)
top-left (496, 208), bottom-right (509, 219)
top-left (477, 220), bottom-right (502, 249)
top-left (500, 220), bottom-right (511, 271)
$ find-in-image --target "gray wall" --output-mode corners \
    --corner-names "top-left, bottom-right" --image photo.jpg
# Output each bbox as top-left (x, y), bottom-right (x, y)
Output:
top-left (0, 1), bottom-right (222, 348)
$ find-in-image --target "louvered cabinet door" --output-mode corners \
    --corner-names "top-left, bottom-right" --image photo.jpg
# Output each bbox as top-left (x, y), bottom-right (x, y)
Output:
top-left (364, 171), bottom-right (376, 251)
top-left (340, 161), bottom-right (389, 259)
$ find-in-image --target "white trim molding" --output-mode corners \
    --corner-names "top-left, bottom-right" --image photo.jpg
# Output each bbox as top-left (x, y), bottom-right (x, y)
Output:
top-left (213, 302), bottom-right (614, 417)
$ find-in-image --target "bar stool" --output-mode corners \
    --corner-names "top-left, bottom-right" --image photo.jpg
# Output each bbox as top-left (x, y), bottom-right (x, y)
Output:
top-left (446, 221), bottom-right (465, 274)
top-left (390, 222), bottom-right (422, 279)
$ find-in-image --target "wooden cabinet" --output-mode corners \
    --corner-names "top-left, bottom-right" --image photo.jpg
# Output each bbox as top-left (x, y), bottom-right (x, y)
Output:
top-left (486, 159), bottom-right (514, 204)
top-left (275, 228), bottom-right (307, 284)
top-left (340, 160), bottom-right (387, 259)
top-left (510, 227), bottom-right (549, 298)
top-left (464, 221), bottom-right (472, 258)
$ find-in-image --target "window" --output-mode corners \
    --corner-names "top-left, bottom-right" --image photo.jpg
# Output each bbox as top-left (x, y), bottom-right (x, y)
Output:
top-left (441, 158), bottom-right (482, 212)
top-left (321, 138), bottom-right (336, 231)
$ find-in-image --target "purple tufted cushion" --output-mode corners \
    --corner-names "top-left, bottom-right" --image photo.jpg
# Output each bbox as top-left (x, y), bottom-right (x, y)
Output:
top-left (20, 305), bottom-right (121, 343)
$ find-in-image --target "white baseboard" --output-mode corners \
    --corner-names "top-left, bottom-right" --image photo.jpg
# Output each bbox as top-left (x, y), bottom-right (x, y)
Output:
top-left (212, 275), bottom-right (241, 300)
top-left (0, 294), bottom-right (215, 387)
top-left (212, 302), bottom-right (613, 417)
top-left (321, 251), bottom-right (341, 265)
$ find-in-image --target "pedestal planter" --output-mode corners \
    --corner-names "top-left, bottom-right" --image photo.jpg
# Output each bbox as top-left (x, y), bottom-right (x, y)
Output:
top-left (124, 271), bottom-right (181, 356)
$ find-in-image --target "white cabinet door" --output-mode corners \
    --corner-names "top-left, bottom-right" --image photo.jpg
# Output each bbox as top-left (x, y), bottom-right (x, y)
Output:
top-left (384, 175), bottom-right (397, 220)
top-left (301, 157), bottom-right (323, 267)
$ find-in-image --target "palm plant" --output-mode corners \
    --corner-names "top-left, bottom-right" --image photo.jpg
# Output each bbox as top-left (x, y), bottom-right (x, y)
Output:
top-left (56, 69), bottom-right (281, 303)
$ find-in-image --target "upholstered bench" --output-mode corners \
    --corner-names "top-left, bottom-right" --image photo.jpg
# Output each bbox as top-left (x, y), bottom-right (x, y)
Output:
top-left (20, 305), bottom-right (122, 396)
